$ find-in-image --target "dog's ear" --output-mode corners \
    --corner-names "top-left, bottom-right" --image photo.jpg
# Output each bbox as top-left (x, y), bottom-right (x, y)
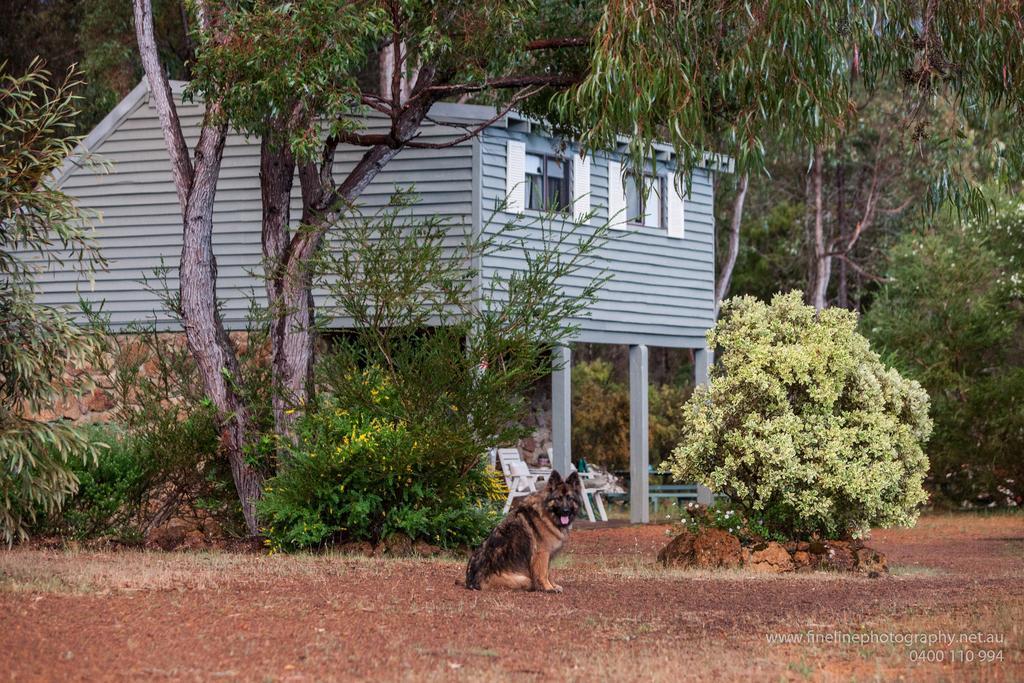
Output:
top-left (565, 471), bottom-right (580, 489)
top-left (546, 469), bottom-right (563, 486)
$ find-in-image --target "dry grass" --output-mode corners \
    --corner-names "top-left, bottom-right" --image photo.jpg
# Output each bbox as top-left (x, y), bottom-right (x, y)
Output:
top-left (2, 513), bottom-right (1020, 682)
top-left (0, 548), bottom-right (459, 595)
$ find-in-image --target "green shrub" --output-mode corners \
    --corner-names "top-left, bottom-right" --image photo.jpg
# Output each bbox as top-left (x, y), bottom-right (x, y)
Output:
top-left (662, 291), bottom-right (932, 540)
top-left (676, 501), bottom-right (786, 543)
top-left (36, 426), bottom-right (147, 541)
top-left (862, 194), bottom-right (1024, 506)
top-left (258, 377), bottom-right (502, 551)
top-left (1, 63), bottom-right (104, 544)
top-left (33, 412), bottom-right (242, 541)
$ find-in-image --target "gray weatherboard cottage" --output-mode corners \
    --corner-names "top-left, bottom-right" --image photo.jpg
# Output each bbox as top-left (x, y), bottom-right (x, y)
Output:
top-left (50, 80), bottom-right (731, 521)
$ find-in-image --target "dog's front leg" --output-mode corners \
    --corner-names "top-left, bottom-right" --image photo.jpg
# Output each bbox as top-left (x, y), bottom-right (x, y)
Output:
top-left (530, 550), bottom-right (561, 593)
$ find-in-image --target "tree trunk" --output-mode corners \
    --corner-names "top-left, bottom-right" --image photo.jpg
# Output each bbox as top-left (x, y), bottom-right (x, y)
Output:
top-left (260, 138), bottom-right (302, 443)
top-left (835, 144), bottom-right (849, 309)
top-left (178, 126), bottom-right (265, 534)
top-left (715, 173), bottom-right (749, 316)
top-left (808, 146), bottom-right (831, 311)
top-left (135, 0), bottom-right (263, 534)
top-left (266, 92), bottom-right (437, 424)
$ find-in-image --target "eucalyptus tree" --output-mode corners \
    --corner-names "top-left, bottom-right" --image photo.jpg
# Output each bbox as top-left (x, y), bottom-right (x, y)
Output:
top-left (0, 62), bottom-right (103, 543)
top-left (132, 0), bottom-right (1022, 533)
top-left (559, 0), bottom-right (1023, 311)
top-left (133, 0), bottom-right (598, 532)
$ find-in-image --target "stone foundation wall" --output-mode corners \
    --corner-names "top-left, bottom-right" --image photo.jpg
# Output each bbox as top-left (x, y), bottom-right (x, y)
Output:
top-left (44, 335), bottom-right (599, 469)
top-left (516, 381), bottom-right (553, 465)
top-left (30, 332), bottom-right (237, 425)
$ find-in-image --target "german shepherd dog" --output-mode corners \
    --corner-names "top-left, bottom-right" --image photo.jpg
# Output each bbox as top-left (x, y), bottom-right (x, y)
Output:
top-left (466, 470), bottom-right (582, 592)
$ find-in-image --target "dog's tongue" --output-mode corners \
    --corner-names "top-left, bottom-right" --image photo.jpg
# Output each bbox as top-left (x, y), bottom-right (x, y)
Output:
top-left (559, 515), bottom-right (570, 526)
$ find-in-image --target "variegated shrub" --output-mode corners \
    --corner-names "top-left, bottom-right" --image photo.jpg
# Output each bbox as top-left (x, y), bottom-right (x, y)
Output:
top-left (663, 292), bottom-right (931, 539)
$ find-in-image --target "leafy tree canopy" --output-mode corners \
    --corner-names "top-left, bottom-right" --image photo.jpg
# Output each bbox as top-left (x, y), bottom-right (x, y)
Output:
top-left (561, 0), bottom-right (1023, 204)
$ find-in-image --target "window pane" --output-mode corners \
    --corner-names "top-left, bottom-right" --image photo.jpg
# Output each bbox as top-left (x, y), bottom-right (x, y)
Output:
top-left (527, 174), bottom-right (544, 211)
top-left (559, 174), bottom-right (571, 211)
top-left (526, 153), bottom-right (544, 176)
top-left (546, 157), bottom-right (565, 179)
top-left (645, 176), bottom-right (662, 227)
top-left (625, 174), bottom-right (643, 223)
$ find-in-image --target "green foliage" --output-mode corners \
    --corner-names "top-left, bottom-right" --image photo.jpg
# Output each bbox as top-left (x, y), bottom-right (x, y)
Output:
top-left (36, 425), bottom-right (146, 540)
top-left (677, 501), bottom-right (786, 544)
top-left (315, 194), bottom-right (606, 481)
top-left (718, 199), bottom-right (805, 304)
top-left (258, 194), bottom-right (607, 551)
top-left (662, 292), bottom-right (932, 540)
top-left (561, 1), bottom-right (1023, 210)
top-left (259, 388), bottom-right (501, 551)
top-left (188, 1), bottom-right (594, 157)
top-left (0, 62), bottom-right (104, 544)
top-left (862, 194), bottom-right (1024, 505)
top-left (571, 359), bottom-right (689, 471)
top-left (0, 1), bottom-right (190, 132)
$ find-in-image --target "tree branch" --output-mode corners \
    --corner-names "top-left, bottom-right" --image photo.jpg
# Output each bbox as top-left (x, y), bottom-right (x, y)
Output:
top-left (133, 0), bottom-right (192, 211)
top-left (715, 173), bottom-right (749, 312)
top-left (405, 87), bottom-right (542, 150)
top-left (525, 37), bottom-right (589, 50)
top-left (414, 73), bottom-right (582, 100)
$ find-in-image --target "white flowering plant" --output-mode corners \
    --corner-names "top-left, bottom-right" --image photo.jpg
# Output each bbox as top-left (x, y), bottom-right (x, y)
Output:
top-left (662, 292), bottom-right (932, 540)
top-left (677, 502), bottom-right (784, 543)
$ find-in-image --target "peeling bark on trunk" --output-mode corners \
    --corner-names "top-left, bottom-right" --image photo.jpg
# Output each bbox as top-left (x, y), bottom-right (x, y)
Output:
top-left (259, 138), bottom-right (300, 444)
top-left (134, 0), bottom-right (264, 534)
top-left (181, 124), bottom-right (264, 534)
top-left (836, 156), bottom-right (849, 309)
top-left (715, 173), bottom-right (749, 317)
top-left (809, 146), bottom-right (831, 312)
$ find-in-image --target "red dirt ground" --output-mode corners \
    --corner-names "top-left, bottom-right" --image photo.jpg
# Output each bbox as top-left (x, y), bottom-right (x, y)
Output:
top-left (2, 513), bottom-right (1021, 682)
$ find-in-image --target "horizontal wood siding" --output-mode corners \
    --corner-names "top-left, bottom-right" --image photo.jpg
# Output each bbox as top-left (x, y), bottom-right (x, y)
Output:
top-left (478, 127), bottom-right (716, 349)
top-left (42, 90), bottom-right (474, 329)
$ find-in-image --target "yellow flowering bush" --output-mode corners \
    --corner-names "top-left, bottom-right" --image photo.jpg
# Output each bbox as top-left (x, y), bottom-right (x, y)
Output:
top-left (257, 373), bottom-right (500, 551)
top-left (662, 292), bottom-right (932, 539)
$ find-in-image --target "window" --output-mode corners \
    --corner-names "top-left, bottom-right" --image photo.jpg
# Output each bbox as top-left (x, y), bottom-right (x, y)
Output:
top-left (625, 173), bottom-right (665, 228)
top-left (526, 153), bottom-right (572, 212)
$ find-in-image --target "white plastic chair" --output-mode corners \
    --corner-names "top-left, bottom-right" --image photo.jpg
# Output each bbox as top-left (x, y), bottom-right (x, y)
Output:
top-left (502, 460), bottom-right (541, 513)
top-left (497, 448), bottom-right (525, 483)
top-left (549, 448), bottom-right (609, 523)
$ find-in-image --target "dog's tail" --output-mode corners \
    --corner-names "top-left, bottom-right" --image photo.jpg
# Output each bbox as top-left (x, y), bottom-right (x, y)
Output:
top-left (465, 548), bottom-right (483, 590)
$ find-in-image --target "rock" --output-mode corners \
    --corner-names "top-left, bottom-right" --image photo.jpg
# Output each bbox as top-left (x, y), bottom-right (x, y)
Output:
top-left (659, 529), bottom-right (742, 569)
top-left (382, 533), bottom-right (414, 557)
top-left (146, 520), bottom-right (190, 551)
top-left (792, 550), bottom-right (812, 571)
top-left (658, 530), bottom-right (696, 568)
top-left (180, 530), bottom-right (208, 551)
top-left (854, 547), bottom-right (888, 575)
top-left (811, 540), bottom-right (856, 572)
top-left (85, 388), bottom-right (114, 413)
top-left (412, 540), bottom-right (443, 557)
top-left (746, 541), bottom-right (794, 573)
top-left (61, 399), bottom-right (82, 421)
top-left (201, 518), bottom-right (223, 539)
top-left (337, 541), bottom-right (376, 557)
top-left (692, 528), bottom-right (742, 569)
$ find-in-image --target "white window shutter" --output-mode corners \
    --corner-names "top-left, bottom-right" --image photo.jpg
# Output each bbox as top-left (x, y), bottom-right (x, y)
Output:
top-left (667, 174), bottom-right (686, 238)
top-left (506, 140), bottom-right (526, 212)
top-left (572, 155), bottom-right (591, 222)
top-left (607, 160), bottom-right (627, 230)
